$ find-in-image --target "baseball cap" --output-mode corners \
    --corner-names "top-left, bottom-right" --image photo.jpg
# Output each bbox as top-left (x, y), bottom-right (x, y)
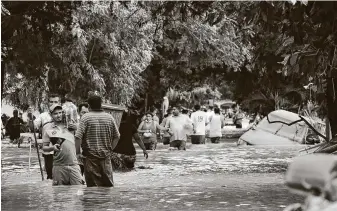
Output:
top-left (49, 104), bottom-right (63, 113)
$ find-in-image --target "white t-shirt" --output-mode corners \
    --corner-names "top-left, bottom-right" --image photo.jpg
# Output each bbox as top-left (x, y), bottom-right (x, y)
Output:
top-left (165, 114), bottom-right (192, 141)
top-left (191, 110), bottom-right (208, 135)
top-left (209, 114), bottom-right (223, 137)
top-left (206, 110), bottom-right (215, 122)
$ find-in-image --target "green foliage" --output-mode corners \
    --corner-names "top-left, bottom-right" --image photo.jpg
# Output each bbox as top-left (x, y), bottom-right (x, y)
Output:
top-left (235, 1), bottom-right (337, 136)
top-left (2, 1), bottom-right (156, 107)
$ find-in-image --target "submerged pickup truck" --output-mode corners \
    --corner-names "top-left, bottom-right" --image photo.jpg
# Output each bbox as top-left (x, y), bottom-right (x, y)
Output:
top-left (237, 110), bottom-right (323, 146)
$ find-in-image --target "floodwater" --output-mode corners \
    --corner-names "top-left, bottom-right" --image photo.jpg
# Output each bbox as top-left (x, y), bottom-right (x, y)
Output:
top-left (1, 139), bottom-right (304, 211)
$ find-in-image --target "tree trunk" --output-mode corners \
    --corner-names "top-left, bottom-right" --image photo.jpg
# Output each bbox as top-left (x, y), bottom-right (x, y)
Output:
top-left (326, 48), bottom-right (337, 141)
top-left (325, 118), bottom-right (332, 141)
top-left (326, 76), bottom-right (337, 140)
top-left (1, 62), bottom-right (5, 96)
top-left (145, 93), bottom-right (148, 113)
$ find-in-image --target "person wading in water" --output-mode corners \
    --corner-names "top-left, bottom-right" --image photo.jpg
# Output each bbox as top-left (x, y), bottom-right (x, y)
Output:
top-left (112, 110), bottom-right (148, 171)
top-left (6, 110), bottom-right (24, 147)
top-left (75, 95), bottom-right (120, 187)
top-left (42, 104), bottom-right (83, 185)
top-left (138, 112), bottom-right (169, 150)
top-left (208, 107), bottom-right (225, 143)
top-left (30, 93), bottom-right (74, 180)
top-left (165, 106), bottom-right (193, 150)
top-left (190, 105), bottom-right (208, 144)
top-left (160, 108), bottom-right (173, 145)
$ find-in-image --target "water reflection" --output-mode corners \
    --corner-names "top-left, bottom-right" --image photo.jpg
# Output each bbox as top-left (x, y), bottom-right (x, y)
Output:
top-left (2, 141), bottom-right (304, 210)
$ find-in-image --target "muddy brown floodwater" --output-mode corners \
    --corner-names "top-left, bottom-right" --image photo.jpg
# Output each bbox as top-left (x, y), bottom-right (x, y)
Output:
top-left (1, 140), bottom-right (304, 211)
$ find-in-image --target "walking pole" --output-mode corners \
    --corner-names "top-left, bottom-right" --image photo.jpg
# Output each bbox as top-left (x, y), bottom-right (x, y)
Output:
top-left (28, 114), bottom-right (44, 181)
top-left (29, 137), bottom-right (32, 172)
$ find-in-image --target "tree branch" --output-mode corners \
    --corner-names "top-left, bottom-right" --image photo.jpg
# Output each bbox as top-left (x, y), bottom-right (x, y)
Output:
top-left (88, 38), bottom-right (96, 64)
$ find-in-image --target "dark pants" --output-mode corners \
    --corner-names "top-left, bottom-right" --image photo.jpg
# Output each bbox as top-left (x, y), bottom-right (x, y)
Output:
top-left (170, 140), bottom-right (186, 150)
top-left (111, 152), bottom-right (136, 171)
top-left (163, 137), bottom-right (170, 145)
top-left (43, 154), bottom-right (53, 179)
top-left (79, 165), bottom-right (84, 176)
top-left (191, 135), bottom-right (205, 144)
top-left (84, 156), bottom-right (114, 187)
top-left (144, 142), bottom-right (157, 150)
top-left (210, 137), bottom-right (220, 143)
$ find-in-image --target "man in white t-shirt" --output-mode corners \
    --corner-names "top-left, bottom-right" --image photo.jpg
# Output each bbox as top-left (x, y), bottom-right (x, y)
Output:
top-left (29, 94), bottom-right (60, 179)
top-left (165, 106), bottom-right (192, 150)
top-left (205, 106), bottom-right (215, 138)
top-left (190, 105), bottom-right (208, 144)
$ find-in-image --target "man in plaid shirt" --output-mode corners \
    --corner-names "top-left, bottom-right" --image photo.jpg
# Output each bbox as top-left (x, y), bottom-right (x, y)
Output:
top-left (75, 95), bottom-right (120, 187)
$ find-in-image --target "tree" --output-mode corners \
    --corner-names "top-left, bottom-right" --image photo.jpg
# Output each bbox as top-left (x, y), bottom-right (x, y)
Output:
top-left (1, 1), bottom-right (75, 108)
top-left (2, 1), bottom-right (156, 107)
top-left (139, 1), bottom-right (252, 107)
top-left (234, 1), bottom-right (337, 140)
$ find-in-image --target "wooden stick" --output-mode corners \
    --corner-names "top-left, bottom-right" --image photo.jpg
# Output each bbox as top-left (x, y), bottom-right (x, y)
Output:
top-left (29, 118), bottom-right (44, 181)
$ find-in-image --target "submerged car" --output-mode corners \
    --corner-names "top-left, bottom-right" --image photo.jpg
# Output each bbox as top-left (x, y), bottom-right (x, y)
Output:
top-left (237, 110), bottom-right (322, 146)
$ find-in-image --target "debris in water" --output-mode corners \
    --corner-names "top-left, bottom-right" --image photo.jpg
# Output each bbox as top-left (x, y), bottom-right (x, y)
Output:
top-left (137, 166), bottom-right (153, 169)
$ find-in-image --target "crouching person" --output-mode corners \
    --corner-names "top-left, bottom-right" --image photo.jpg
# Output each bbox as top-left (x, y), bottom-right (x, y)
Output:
top-left (42, 104), bottom-right (83, 186)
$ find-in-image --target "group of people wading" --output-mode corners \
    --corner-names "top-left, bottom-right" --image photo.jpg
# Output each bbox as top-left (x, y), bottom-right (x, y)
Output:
top-left (25, 92), bottom-right (229, 187)
top-left (137, 103), bottom-right (227, 150)
top-left (28, 93), bottom-right (134, 187)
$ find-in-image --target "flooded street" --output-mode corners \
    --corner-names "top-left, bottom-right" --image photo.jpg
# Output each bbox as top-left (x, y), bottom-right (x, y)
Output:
top-left (1, 140), bottom-right (304, 210)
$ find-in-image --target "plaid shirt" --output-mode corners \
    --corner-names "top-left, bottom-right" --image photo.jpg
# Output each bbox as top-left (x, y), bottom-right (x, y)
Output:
top-left (75, 110), bottom-right (120, 159)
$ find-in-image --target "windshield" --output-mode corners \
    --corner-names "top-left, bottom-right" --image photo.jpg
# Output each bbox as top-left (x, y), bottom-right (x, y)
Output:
top-left (256, 117), bottom-right (306, 140)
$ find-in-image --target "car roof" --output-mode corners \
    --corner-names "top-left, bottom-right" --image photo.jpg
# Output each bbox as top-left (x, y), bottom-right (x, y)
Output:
top-left (267, 110), bottom-right (309, 125)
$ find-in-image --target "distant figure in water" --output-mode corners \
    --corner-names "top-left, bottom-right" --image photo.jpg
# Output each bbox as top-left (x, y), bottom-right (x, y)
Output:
top-left (165, 106), bottom-right (193, 150)
top-left (141, 107), bottom-right (160, 123)
top-left (160, 108), bottom-right (173, 145)
top-left (233, 105), bottom-right (244, 129)
top-left (162, 96), bottom-right (169, 118)
top-left (138, 112), bottom-right (169, 150)
top-left (190, 105), bottom-right (208, 144)
top-left (208, 107), bottom-right (225, 144)
top-left (112, 111), bottom-right (148, 171)
top-left (6, 110), bottom-right (24, 147)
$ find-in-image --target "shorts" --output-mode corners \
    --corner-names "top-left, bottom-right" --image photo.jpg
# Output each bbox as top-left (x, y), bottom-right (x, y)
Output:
top-left (210, 137), bottom-right (220, 143)
top-left (170, 140), bottom-right (186, 150)
top-left (84, 156), bottom-right (114, 187)
top-left (52, 165), bottom-right (83, 186)
top-left (111, 152), bottom-right (136, 171)
top-left (191, 135), bottom-right (205, 144)
top-left (143, 136), bottom-right (157, 150)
